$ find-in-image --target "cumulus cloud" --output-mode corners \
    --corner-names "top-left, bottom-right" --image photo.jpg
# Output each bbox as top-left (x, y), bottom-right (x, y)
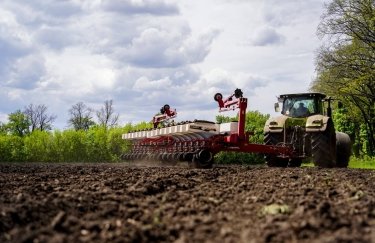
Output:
top-left (133, 76), bottom-right (172, 90)
top-left (261, 0), bottom-right (324, 27)
top-left (0, 7), bottom-right (33, 60)
top-left (40, 47), bottom-right (117, 96)
top-left (8, 54), bottom-right (45, 89)
top-left (101, 0), bottom-right (179, 15)
top-left (124, 28), bottom-right (219, 68)
top-left (200, 69), bottom-right (269, 95)
top-left (248, 27), bottom-right (285, 46)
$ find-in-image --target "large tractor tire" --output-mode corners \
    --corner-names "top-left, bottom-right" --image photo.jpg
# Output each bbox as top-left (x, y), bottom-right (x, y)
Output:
top-left (264, 132), bottom-right (288, 167)
top-left (336, 132), bottom-right (351, 168)
top-left (311, 120), bottom-right (336, 168)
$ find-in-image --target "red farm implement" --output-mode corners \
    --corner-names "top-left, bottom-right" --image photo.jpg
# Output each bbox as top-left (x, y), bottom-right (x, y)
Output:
top-left (121, 89), bottom-right (293, 168)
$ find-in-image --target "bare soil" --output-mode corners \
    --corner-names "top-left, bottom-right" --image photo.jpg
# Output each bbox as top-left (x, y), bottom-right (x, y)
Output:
top-left (1, 163), bottom-right (375, 243)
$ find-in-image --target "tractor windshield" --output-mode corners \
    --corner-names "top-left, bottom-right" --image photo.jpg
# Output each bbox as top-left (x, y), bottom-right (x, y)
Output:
top-left (282, 96), bottom-right (321, 118)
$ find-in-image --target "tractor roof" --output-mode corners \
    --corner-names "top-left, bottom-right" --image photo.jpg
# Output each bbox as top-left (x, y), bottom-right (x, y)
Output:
top-left (278, 92), bottom-right (327, 100)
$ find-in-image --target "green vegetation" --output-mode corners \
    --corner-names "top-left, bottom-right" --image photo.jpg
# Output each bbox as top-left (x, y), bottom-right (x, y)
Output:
top-left (349, 156), bottom-right (375, 169)
top-left (214, 110), bottom-right (269, 165)
top-left (7, 110), bottom-right (31, 137)
top-left (312, 0), bottom-right (375, 156)
top-left (0, 126), bottom-right (133, 163)
top-left (302, 157), bottom-right (375, 169)
top-left (0, 99), bottom-right (129, 163)
top-left (0, 106), bottom-right (375, 167)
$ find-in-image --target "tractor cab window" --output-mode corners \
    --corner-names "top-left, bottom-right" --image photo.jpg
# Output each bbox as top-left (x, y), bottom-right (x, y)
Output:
top-left (282, 97), bottom-right (319, 118)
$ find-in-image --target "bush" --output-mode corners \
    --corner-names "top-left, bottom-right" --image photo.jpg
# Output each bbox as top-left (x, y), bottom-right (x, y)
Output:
top-left (0, 135), bottom-right (26, 162)
top-left (214, 110), bottom-right (269, 165)
top-left (0, 135), bottom-right (13, 162)
top-left (108, 127), bottom-right (130, 161)
top-left (24, 131), bottom-right (53, 162)
top-left (0, 110), bottom-right (270, 164)
top-left (85, 126), bottom-right (110, 162)
top-left (215, 152), bottom-right (265, 165)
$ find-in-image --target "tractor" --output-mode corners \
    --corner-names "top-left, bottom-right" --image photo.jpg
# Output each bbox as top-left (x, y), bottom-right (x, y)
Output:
top-left (264, 93), bottom-right (352, 167)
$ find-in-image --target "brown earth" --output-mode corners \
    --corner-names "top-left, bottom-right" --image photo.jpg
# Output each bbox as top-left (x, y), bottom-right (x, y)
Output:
top-left (0, 163), bottom-right (375, 243)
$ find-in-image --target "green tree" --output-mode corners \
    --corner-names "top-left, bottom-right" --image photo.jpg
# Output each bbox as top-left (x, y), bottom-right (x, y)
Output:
top-left (312, 0), bottom-right (375, 155)
top-left (132, 121), bottom-right (153, 131)
top-left (7, 110), bottom-right (30, 136)
top-left (216, 111), bottom-right (269, 143)
top-left (216, 115), bottom-right (237, 124)
top-left (214, 110), bottom-right (269, 164)
top-left (246, 111), bottom-right (270, 143)
top-left (0, 122), bottom-right (7, 135)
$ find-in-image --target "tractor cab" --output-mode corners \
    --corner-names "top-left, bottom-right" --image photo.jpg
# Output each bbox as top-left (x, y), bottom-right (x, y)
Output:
top-left (275, 93), bottom-right (327, 118)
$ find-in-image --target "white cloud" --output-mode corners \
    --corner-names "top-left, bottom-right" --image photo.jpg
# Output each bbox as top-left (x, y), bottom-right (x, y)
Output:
top-left (8, 54), bottom-right (45, 89)
top-left (133, 76), bottom-right (172, 90)
top-left (101, 0), bottom-right (179, 15)
top-left (41, 47), bottom-right (117, 95)
top-left (0, 0), bottom-right (328, 128)
top-left (248, 27), bottom-right (285, 46)
top-left (123, 27), bottom-right (219, 68)
top-left (0, 8), bottom-right (32, 46)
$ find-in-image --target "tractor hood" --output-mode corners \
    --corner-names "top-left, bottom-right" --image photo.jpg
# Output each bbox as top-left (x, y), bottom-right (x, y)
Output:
top-left (264, 115), bottom-right (305, 132)
top-left (264, 114), bottom-right (331, 133)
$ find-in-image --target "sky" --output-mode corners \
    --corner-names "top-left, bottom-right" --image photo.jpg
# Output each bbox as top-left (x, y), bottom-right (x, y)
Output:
top-left (0, 0), bottom-right (328, 129)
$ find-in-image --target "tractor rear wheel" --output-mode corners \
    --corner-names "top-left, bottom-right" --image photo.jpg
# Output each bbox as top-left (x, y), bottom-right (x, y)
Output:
top-left (336, 132), bottom-right (351, 168)
top-left (311, 120), bottom-right (336, 168)
top-left (264, 132), bottom-right (288, 167)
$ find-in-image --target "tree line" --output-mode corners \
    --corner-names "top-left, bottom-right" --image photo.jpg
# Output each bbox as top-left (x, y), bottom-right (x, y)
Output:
top-left (312, 0), bottom-right (375, 156)
top-left (0, 100), bottom-right (119, 136)
top-left (0, 100), bottom-right (127, 163)
top-left (0, 107), bottom-right (269, 163)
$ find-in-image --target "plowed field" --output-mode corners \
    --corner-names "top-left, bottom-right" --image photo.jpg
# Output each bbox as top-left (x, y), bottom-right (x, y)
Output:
top-left (1, 163), bottom-right (375, 242)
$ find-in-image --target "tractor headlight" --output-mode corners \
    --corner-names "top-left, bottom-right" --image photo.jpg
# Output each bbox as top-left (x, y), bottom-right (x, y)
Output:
top-left (307, 119), bottom-right (323, 128)
top-left (269, 121), bottom-right (281, 129)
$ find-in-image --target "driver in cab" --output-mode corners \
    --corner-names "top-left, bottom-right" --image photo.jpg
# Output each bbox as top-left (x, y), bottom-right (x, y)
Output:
top-left (295, 102), bottom-right (310, 117)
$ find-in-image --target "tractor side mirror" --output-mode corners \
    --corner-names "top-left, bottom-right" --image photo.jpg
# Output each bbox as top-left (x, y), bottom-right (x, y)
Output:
top-left (274, 103), bottom-right (280, 112)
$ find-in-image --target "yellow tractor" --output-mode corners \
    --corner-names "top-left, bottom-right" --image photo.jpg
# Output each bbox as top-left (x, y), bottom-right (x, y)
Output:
top-left (264, 93), bottom-right (352, 167)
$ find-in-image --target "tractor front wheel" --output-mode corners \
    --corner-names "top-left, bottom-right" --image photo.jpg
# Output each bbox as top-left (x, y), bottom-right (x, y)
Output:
top-left (264, 132), bottom-right (288, 167)
top-left (311, 120), bottom-right (336, 168)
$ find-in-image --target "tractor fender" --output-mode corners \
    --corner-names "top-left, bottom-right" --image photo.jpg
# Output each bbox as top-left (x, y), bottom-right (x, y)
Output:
top-left (264, 115), bottom-right (288, 133)
top-left (306, 115), bottom-right (331, 132)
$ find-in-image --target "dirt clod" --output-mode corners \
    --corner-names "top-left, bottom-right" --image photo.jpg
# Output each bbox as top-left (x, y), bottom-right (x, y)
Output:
top-left (0, 163), bottom-right (374, 242)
